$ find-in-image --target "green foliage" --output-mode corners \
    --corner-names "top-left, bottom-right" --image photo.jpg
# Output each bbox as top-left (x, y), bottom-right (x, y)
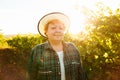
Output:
top-left (0, 33), bottom-right (7, 48)
top-left (6, 34), bottom-right (47, 51)
top-left (80, 5), bottom-right (120, 79)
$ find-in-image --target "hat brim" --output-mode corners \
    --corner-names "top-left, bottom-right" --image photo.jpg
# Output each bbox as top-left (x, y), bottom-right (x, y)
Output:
top-left (37, 12), bottom-right (70, 37)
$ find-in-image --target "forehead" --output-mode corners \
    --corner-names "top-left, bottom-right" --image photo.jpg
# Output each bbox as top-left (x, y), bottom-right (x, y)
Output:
top-left (48, 19), bottom-right (64, 25)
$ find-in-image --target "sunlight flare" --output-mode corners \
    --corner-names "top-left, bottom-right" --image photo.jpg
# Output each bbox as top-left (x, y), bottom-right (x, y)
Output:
top-left (68, 6), bottom-right (86, 34)
top-left (69, 12), bottom-right (86, 34)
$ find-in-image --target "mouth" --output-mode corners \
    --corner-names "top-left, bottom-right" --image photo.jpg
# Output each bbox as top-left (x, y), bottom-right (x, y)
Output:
top-left (54, 34), bottom-right (63, 37)
top-left (54, 33), bottom-right (63, 36)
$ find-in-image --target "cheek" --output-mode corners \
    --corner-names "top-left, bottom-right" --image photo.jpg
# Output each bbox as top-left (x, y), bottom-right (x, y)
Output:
top-left (45, 30), bottom-right (53, 36)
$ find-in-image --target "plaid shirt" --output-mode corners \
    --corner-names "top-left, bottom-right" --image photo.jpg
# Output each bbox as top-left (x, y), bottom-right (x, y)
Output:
top-left (27, 41), bottom-right (86, 80)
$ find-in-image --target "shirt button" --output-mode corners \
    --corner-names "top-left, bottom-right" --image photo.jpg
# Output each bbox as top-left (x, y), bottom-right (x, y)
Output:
top-left (58, 72), bottom-right (61, 75)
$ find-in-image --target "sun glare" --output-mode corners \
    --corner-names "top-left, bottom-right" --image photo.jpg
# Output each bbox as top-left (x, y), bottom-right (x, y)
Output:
top-left (68, 0), bottom-right (120, 34)
top-left (68, 11), bottom-right (86, 34)
top-left (68, 2), bottom-right (87, 34)
top-left (1, 0), bottom-right (119, 35)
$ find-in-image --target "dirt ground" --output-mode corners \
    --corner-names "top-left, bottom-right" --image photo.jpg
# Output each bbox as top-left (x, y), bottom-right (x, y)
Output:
top-left (0, 48), bottom-right (27, 80)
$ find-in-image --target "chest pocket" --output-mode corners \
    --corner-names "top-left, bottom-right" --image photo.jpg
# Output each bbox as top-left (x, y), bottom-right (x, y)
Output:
top-left (37, 49), bottom-right (60, 80)
top-left (64, 47), bottom-right (81, 80)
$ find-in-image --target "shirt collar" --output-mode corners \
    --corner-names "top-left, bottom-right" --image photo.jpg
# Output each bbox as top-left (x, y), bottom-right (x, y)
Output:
top-left (43, 41), bottom-right (69, 50)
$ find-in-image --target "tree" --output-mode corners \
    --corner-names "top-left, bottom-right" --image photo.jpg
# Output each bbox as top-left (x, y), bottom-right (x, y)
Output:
top-left (80, 3), bottom-right (120, 79)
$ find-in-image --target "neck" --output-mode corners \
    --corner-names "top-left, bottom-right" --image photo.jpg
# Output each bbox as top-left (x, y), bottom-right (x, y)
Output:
top-left (48, 39), bottom-right (62, 45)
top-left (48, 40), bottom-right (63, 52)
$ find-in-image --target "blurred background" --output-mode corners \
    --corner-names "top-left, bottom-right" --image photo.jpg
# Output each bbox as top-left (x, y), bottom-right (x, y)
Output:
top-left (0, 0), bottom-right (120, 80)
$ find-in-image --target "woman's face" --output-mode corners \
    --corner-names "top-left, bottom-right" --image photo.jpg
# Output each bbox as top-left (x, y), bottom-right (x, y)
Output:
top-left (46, 20), bottom-right (65, 41)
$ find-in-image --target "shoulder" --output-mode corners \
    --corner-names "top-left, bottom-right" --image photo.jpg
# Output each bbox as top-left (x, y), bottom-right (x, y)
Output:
top-left (32, 42), bottom-right (47, 50)
top-left (30, 43), bottom-right (46, 57)
top-left (64, 42), bottom-right (80, 55)
top-left (32, 44), bottom-right (41, 50)
top-left (63, 42), bottom-right (78, 52)
top-left (64, 42), bottom-right (76, 48)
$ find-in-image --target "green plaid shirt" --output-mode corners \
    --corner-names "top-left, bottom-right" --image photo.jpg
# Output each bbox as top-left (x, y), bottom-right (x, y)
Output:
top-left (27, 41), bottom-right (86, 80)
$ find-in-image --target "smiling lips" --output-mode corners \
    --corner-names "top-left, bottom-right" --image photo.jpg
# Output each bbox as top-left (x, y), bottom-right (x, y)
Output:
top-left (53, 33), bottom-right (63, 36)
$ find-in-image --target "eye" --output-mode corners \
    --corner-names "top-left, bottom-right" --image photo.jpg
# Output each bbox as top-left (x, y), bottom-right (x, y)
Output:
top-left (59, 27), bottom-right (64, 30)
top-left (51, 26), bottom-right (56, 29)
top-left (59, 26), bottom-right (65, 30)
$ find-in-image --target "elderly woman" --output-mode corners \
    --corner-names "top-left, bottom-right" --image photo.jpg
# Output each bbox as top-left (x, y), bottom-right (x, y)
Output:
top-left (27, 12), bottom-right (87, 80)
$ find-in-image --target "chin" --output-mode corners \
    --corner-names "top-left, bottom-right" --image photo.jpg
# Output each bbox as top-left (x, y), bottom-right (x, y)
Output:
top-left (51, 36), bottom-right (63, 41)
top-left (55, 39), bottom-right (62, 41)
top-left (54, 38), bottom-right (62, 41)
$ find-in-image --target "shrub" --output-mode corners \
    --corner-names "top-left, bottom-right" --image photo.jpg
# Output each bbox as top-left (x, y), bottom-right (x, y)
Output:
top-left (6, 34), bottom-right (47, 51)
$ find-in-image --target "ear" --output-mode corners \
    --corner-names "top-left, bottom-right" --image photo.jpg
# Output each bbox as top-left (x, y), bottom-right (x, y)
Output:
top-left (45, 32), bottom-right (47, 36)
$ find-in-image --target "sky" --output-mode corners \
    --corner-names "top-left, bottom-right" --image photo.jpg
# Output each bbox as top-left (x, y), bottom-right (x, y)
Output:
top-left (0, 0), bottom-right (120, 35)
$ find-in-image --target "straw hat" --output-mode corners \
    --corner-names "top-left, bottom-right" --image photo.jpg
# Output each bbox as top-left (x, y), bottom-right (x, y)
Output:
top-left (37, 12), bottom-right (70, 37)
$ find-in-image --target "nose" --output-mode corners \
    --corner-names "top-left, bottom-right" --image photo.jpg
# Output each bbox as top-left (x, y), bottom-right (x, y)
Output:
top-left (55, 27), bottom-right (62, 33)
top-left (56, 29), bottom-right (61, 33)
